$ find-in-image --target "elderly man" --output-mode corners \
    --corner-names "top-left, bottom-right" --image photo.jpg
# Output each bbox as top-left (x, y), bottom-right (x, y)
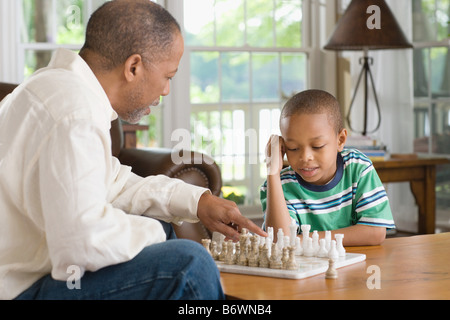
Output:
top-left (0, 0), bottom-right (265, 300)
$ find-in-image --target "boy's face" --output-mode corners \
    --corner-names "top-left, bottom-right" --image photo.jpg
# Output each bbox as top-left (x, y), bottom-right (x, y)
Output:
top-left (281, 113), bottom-right (347, 185)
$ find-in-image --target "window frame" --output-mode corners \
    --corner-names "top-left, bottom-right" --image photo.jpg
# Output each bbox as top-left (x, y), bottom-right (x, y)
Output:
top-left (167, 0), bottom-right (337, 212)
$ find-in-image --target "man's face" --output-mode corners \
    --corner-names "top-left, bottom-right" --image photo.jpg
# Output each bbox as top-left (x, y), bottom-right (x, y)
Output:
top-left (117, 32), bottom-right (184, 124)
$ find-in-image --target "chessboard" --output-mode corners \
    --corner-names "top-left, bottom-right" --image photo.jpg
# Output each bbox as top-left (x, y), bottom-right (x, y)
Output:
top-left (202, 222), bottom-right (366, 280)
top-left (215, 252), bottom-right (366, 279)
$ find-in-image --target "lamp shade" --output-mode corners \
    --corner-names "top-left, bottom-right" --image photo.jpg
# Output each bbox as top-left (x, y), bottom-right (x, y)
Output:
top-left (324, 0), bottom-right (413, 51)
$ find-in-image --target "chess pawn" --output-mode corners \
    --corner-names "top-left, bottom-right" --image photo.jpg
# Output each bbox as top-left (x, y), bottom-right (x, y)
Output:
top-left (202, 239), bottom-right (211, 256)
top-left (219, 241), bottom-right (227, 262)
top-left (269, 243), bottom-right (282, 269)
top-left (335, 234), bottom-right (346, 257)
top-left (281, 247), bottom-right (289, 269)
top-left (286, 247), bottom-right (299, 270)
top-left (211, 241), bottom-right (220, 260)
top-left (295, 237), bottom-right (303, 256)
top-left (258, 244), bottom-right (270, 268)
top-left (303, 237), bottom-right (314, 257)
top-left (248, 236), bottom-right (259, 267)
top-left (328, 240), bottom-right (339, 261)
top-left (238, 243), bottom-right (248, 266)
top-left (317, 239), bottom-right (328, 258)
top-left (225, 240), bottom-right (236, 265)
top-left (284, 235), bottom-right (290, 251)
top-left (325, 259), bottom-right (338, 279)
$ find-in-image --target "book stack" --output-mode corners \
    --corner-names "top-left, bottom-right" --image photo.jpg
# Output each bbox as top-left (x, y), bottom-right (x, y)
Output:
top-left (345, 136), bottom-right (387, 161)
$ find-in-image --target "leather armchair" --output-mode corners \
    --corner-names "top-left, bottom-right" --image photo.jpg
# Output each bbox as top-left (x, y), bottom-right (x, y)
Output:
top-left (1, 82), bottom-right (221, 243)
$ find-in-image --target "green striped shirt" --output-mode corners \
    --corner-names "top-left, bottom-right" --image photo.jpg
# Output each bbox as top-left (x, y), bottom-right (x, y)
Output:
top-left (260, 149), bottom-right (395, 233)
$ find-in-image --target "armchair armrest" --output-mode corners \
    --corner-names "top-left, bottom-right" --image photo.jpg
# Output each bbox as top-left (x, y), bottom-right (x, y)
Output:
top-left (117, 148), bottom-right (223, 243)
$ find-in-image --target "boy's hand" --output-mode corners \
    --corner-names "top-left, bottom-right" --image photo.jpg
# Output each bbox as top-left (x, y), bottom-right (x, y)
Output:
top-left (265, 135), bottom-right (285, 176)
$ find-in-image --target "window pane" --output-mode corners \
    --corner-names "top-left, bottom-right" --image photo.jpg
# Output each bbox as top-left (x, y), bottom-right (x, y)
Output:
top-left (183, 0), bottom-right (215, 46)
top-left (275, 0), bottom-right (302, 47)
top-left (414, 101), bottom-right (450, 155)
top-left (430, 47), bottom-right (450, 98)
top-left (414, 47), bottom-right (450, 98)
top-left (222, 52), bottom-right (250, 102)
top-left (22, 0), bottom-right (87, 44)
top-left (24, 50), bottom-right (53, 78)
top-left (22, 0), bottom-right (54, 43)
top-left (190, 52), bottom-right (220, 103)
top-left (413, 48), bottom-right (430, 97)
top-left (56, 0), bottom-right (86, 44)
top-left (281, 53), bottom-right (307, 98)
top-left (412, 0), bottom-right (450, 42)
top-left (252, 53), bottom-right (279, 102)
top-left (246, 0), bottom-right (274, 47)
top-left (216, 0), bottom-right (245, 47)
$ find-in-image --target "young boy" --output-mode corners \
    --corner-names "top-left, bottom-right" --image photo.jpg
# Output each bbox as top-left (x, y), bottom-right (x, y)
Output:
top-left (260, 89), bottom-right (395, 246)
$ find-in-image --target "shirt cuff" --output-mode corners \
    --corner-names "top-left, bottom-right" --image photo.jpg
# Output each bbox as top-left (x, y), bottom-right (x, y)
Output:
top-left (168, 183), bottom-right (211, 225)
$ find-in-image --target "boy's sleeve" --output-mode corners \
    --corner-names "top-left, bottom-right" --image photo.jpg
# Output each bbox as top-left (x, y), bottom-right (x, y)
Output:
top-left (354, 165), bottom-right (396, 229)
top-left (260, 180), bottom-right (300, 232)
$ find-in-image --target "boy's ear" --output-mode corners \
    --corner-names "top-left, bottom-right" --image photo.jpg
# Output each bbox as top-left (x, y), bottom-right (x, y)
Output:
top-left (337, 128), bottom-right (348, 152)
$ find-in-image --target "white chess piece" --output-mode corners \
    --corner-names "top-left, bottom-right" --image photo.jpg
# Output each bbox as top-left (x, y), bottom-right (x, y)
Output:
top-left (325, 230), bottom-right (332, 251)
top-left (328, 240), bottom-right (339, 261)
top-left (267, 227), bottom-right (274, 243)
top-left (276, 228), bottom-right (284, 250)
top-left (289, 219), bottom-right (298, 247)
top-left (303, 238), bottom-right (314, 257)
top-left (286, 247), bottom-right (298, 270)
top-left (301, 224), bottom-right (311, 249)
top-left (295, 237), bottom-right (303, 256)
top-left (335, 234), bottom-right (346, 257)
top-left (317, 238), bottom-right (328, 258)
top-left (325, 259), bottom-right (338, 279)
top-left (312, 231), bottom-right (319, 254)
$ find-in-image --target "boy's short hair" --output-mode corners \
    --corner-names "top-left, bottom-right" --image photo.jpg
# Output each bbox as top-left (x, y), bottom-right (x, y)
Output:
top-left (281, 89), bottom-right (344, 134)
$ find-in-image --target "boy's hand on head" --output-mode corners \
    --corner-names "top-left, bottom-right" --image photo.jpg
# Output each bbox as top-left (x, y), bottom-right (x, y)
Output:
top-left (265, 135), bottom-right (285, 176)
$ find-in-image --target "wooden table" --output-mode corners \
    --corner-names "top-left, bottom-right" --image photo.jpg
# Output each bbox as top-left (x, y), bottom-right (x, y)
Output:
top-left (372, 157), bottom-right (449, 234)
top-left (220, 233), bottom-right (450, 300)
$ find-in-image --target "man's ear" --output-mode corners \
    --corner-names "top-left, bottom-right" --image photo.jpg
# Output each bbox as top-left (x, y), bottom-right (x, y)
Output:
top-left (337, 128), bottom-right (348, 152)
top-left (123, 54), bottom-right (144, 82)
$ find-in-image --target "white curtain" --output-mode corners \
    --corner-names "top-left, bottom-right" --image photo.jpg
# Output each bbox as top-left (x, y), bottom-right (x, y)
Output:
top-left (344, 0), bottom-right (418, 232)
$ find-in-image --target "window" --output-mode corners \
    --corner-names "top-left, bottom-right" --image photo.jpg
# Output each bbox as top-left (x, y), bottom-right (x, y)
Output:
top-left (180, 0), bottom-right (321, 207)
top-left (16, 0), bottom-right (163, 148)
top-left (412, 0), bottom-right (450, 231)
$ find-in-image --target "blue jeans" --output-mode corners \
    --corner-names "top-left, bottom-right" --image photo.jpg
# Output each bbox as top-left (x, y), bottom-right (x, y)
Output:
top-left (15, 222), bottom-right (224, 300)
